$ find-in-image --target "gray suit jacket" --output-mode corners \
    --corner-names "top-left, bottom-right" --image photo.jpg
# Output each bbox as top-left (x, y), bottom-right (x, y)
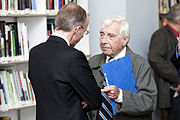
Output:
top-left (88, 46), bottom-right (157, 120)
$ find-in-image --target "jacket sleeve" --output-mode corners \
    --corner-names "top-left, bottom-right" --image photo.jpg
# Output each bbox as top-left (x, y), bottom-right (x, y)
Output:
top-left (116, 58), bottom-right (157, 116)
top-left (148, 31), bottom-right (180, 85)
top-left (69, 51), bottom-right (102, 110)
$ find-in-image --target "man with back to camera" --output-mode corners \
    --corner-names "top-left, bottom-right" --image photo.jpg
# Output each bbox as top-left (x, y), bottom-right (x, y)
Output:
top-left (88, 16), bottom-right (157, 120)
top-left (28, 3), bottom-right (102, 120)
top-left (148, 3), bottom-right (180, 120)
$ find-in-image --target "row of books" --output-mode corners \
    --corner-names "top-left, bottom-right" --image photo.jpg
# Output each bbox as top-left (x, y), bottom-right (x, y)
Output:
top-left (0, 68), bottom-right (35, 112)
top-left (0, 21), bottom-right (29, 59)
top-left (0, 0), bottom-right (36, 11)
top-left (159, 0), bottom-right (180, 14)
top-left (0, 0), bottom-right (77, 12)
top-left (46, 0), bottom-right (77, 10)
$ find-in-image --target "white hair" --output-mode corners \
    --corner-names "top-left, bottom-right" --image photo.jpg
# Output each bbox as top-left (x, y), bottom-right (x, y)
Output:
top-left (100, 16), bottom-right (130, 38)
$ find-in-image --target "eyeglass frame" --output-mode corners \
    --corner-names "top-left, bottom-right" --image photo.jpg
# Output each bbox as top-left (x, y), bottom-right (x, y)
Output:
top-left (81, 26), bottom-right (89, 35)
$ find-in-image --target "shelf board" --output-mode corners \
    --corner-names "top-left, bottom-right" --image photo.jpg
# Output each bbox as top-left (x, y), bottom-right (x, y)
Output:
top-left (0, 57), bottom-right (28, 66)
top-left (0, 60), bottom-right (28, 66)
top-left (159, 13), bottom-right (167, 17)
top-left (0, 103), bottom-right (36, 112)
top-left (0, 14), bottom-right (56, 17)
top-left (0, 10), bottom-right (58, 17)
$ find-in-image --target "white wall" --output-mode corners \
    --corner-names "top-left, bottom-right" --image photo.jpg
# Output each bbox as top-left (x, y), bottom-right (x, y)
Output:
top-left (126, 0), bottom-right (159, 58)
top-left (89, 0), bottom-right (158, 59)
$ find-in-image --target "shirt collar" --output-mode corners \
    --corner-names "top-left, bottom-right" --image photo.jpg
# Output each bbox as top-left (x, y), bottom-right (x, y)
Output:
top-left (51, 32), bottom-right (70, 46)
top-left (106, 46), bottom-right (126, 63)
top-left (168, 24), bottom-right (179, 37)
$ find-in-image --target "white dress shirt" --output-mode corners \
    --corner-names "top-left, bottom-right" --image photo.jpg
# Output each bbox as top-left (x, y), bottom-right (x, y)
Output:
top-left (51, 32), bottom-right (70, 46)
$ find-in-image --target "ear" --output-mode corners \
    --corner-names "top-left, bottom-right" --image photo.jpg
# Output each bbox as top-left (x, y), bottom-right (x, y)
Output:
top-left (69, 26), bottom-right (81, 42)
top-left (177, 20), bottom-right (180, 32)
top-left (74, 26), bottom-right (81, 33)
top-left (122, 37), bottom-right (129, 46)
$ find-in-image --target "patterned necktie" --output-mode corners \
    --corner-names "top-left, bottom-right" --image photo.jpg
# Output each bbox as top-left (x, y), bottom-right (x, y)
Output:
top-left (98, 81), bottom-right (113, 120)
top-left (97, 56), bottom-right (114, 120)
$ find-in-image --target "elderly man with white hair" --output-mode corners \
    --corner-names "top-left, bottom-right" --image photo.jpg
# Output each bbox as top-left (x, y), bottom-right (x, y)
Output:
top-left (88, 16), bottom-right (157, 120)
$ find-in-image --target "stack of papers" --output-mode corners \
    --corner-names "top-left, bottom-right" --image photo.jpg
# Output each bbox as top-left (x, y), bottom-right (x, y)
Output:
top-left (102, 55), bottom-right (137, 115)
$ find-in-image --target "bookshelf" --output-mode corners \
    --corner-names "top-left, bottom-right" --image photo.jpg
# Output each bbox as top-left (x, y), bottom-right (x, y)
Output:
top-left (0, 0), bottom-right (89, 120)
top-left (159, 0), bottom-right (180, 27)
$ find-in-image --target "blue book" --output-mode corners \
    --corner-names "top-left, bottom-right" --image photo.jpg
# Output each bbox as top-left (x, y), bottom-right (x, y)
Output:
top-left (0, 83), bottom-right (7, 104)
top-left (31, 0), bottom-right (36, 10)
top-left (102, 55), bottom-right (137, 115)
top-left (58, 0), bottom-right (62, 10)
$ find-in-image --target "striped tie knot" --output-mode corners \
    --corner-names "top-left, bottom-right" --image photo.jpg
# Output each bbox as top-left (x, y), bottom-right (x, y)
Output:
top-left (108, 57), bottom-right (114, 62)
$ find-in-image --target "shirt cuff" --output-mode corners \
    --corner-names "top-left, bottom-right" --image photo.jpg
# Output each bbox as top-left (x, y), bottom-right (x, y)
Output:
top-left (115, 89), bottom-right (123, 103)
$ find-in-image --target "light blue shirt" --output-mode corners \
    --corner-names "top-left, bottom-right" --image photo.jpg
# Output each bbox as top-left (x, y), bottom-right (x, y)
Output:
top-left (176, 46), bottom-right (180, 58)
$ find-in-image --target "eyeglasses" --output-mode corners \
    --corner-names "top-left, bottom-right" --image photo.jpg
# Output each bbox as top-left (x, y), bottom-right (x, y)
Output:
top-left (100, 32), bottom-right (118, 40)
top-left (81, 26), bottom-right (89, 35)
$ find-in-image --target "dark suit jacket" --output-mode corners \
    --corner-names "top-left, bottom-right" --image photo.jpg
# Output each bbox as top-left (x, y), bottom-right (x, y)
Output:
top-left (148, 25), bottom-right (180, 108)
top-left (171, 51), bottom-right (180, 75)
top-left (28, 36), bottom-right (102, 120)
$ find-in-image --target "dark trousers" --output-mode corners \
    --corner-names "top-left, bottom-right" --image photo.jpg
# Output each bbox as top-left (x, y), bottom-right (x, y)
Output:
top-left (167, 89), bottom-right (180, 120)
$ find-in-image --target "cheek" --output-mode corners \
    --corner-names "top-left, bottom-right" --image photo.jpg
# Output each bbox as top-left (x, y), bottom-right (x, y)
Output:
top-left (100, 40), bottom-right (103, 46)
top-left (110, 42), bottom-right (120, 51)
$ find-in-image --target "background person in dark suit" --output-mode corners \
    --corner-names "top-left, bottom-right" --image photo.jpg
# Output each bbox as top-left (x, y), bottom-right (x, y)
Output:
top-left (148, 4), bottom-right (180, 120)
top-left (28, 3), bottom-right (101, 120)
top-left (88, 16), bottom-right (157, 120)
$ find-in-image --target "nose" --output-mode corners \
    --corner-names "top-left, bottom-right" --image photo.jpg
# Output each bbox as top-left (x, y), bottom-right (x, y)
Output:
top-left (101, 35), bottom-right (108, 44)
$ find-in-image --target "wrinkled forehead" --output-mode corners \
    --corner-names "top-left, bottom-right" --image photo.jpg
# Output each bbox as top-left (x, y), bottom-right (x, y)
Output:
top-left (100, 22), bottom-right (121, 33)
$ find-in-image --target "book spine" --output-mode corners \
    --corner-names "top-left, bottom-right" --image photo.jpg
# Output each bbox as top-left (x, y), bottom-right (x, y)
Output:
top-left (11, 27), bottom-right (16, 56)
top-left (9, 72), bottom-right (18, 104)
top-left (31, 0), bottom-right (36, 10)
top-left (6, 71), bottom-right (14, 105)
top-left (19, 71), bottom-right (28, 100)
top-left (18, 71), bottom-right (25, 101)
top-left (2, 0), bottom-right (5, 10)
top-left (0, 83), bottom-right (6, 105)
top-left (0, 71), bottom-right (11, 105)
top-left (13, 70), bottom-right (24, 101)
top-left (0, 21), bottom-right (6, 57)
top-left (23, 73), bottom-right (31, 100)
top-left (58, 0), bottom-right (61, 10)
top-left (29, 82), bottom-right (34, 102)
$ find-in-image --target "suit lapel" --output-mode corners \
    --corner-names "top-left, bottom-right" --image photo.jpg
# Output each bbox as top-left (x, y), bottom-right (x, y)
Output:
top-left (90, 54), bottom-right (106, 88)
top-left (165, 25), bottom-right (178, 55)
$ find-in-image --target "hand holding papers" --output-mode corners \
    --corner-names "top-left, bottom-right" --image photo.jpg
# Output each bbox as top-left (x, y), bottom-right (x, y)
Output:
top-left (103, 72), bottom-right (120, 100)
top-left (101, 85), bottom-right (120, 100)
top-left (102, 55), bottom-right (137, 115)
